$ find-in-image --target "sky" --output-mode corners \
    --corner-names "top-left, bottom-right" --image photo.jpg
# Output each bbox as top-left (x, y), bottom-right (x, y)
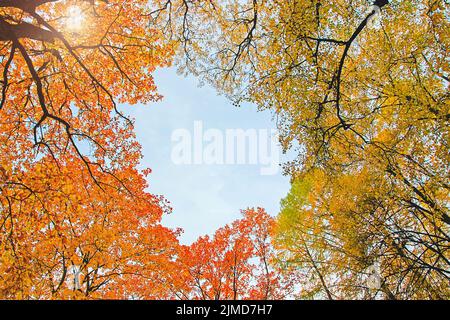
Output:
top-left (126, 67), bottom-right (291, 244)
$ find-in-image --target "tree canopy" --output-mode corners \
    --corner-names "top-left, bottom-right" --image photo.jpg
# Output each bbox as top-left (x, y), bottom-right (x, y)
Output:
top-left (0, 0), bottom-right (448, 300)
top-left (0, 0), bottom-right (177, 298)
top-left (150, 0), bottom-right (449, 299)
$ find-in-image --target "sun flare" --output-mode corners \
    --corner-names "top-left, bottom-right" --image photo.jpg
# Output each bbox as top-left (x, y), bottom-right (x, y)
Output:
top-left (66, 6), bottom-right (84, 31)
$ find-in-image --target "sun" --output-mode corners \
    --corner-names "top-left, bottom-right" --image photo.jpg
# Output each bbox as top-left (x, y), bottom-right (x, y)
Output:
top-left (66, 6), bottom-right (85, 32)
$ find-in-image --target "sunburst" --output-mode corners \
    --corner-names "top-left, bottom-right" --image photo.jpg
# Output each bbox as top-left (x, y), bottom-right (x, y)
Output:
top-left (66, 6), bottom-right (84, 32)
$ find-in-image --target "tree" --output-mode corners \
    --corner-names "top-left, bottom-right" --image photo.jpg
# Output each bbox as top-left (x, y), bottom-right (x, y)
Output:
top-left (149, 0), bottom-right (449, 299)
top-left (0, 0), bottom-right (179, 299)
top-left (169, 208), bottom-right (294, 300)
top-left (0, 0), bottom-right (173, 180)
top-left (0, 155), bottom-right (180, 299)
top-left (275, 170), bottom-right (449, 299)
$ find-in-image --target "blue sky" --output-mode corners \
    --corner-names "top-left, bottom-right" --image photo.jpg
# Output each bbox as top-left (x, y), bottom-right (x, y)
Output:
top-left (126, 67), bottom-right (291, 244)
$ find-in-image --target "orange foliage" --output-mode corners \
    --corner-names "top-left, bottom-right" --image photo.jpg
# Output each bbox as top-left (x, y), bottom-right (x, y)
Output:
top-left (0, 0), bottom-right (179, 299)
top-left (169, 209), bottom-right (294, 300)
